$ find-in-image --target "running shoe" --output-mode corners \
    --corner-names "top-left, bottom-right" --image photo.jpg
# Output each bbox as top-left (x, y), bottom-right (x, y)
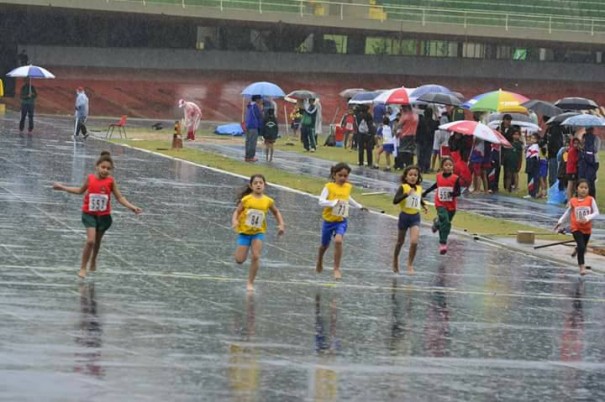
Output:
top-left (431, 218), bottom-right (439, 233)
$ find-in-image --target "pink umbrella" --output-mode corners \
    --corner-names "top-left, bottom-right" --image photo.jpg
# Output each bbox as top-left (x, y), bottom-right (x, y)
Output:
top-left (439, 120), bottom-right (505, 145)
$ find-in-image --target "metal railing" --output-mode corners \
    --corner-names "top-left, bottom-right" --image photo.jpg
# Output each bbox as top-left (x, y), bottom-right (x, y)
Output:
top-left (104, 0), bottom-right (605, 36)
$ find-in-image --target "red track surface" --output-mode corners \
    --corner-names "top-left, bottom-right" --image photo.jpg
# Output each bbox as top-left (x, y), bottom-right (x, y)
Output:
top-left (4, 67), bottom-right (605, 125)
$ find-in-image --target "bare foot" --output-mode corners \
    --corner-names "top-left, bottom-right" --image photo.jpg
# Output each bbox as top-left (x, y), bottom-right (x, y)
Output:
top-left (78, 269), bottom-right (86, 279)
top-left (393, 259), bottom-right (399, 273)
top-left (333, 269), bottom-right (342, 280)
top-left (580, 269), bottom-right (587, 276)
top-left (407, 265), bottom-right (415, 275)
top-left (246, 283), bottom-right (255, 292)
top-left (316, 261), bottom-right (323, 274)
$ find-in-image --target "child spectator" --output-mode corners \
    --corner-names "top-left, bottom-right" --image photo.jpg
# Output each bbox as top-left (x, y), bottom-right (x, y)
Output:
top-left (503, 127), bottom-right (523, 192)
top-left (525, 133), bottom-right (541, 198)
top-left (262, 108), bottom-right (278, 162)
top-left (374, 117), bottom-right (395, 171)
top-left (566, 137), bottom-right (580, 202)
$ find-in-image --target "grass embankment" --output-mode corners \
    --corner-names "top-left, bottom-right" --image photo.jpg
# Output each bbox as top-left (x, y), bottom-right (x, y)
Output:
top-left (110, 136), bottom-right (569, 241)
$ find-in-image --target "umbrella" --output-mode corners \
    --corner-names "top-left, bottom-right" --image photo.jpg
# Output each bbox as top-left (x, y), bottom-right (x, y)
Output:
top-left (417, 92), bottom-right (461, 106)
top-left (339, 88), bottom-right (366, 99)
top-left (348, 90), bottom-right (384, 105)
top-left (554, 97), bottom-right (598, 111)
top-left (241, 81), bottom-right (285, 98)
top-left (285, 89), bottom-right (317, 101)
top-left (373, 87), bottom-right (410, 105)
top-left (486, 112), bottom-right (540, 131)
top-left (546, 112), bottom-right (580, 125)
top-left (463, 89), bottom-right (529, 112)
top-left (487, 120), bottom-right (540, 132)
top-left (410, 84), bottom-right (452, 98)
top-left (521, 99), bottom-right (562, 117)
top-left (6, 65), bottom-right (55, 79)
top-left (439, 120), bottom-right (504, 144)
top-left (561, 114), bottom-right (605, 127)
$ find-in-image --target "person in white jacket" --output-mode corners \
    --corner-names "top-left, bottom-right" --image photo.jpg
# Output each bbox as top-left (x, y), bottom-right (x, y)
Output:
top-left (75, 87), bottom-right (89, 138)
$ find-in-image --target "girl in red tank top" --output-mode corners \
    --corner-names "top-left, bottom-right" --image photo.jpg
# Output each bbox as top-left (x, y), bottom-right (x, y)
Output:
top-left (555, 180), bottom-right (599, 275)
top-left (422, 157), bottom-right (461, 255)
top-left (53, 151), bottom-right (142, 278)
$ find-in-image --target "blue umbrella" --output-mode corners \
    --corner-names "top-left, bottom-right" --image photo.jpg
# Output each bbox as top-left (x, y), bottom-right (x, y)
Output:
top-left (348, 90), bottom-right (383, 105)
top-left (7, 65), bottom-right (56, 79)
top-left (410, 84), bottom-right (453, 98)
top-left (561, 114), bottom-right (605, 127)
top-left (241, 81), bottom-right (285, 98)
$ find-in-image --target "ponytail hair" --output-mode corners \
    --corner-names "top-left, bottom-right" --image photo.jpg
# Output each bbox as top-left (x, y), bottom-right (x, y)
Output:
top-left (236, 174), bottom-right (266, 202)
top-left (96, 151), bottom-right (114, 167)
top-left (329, 162), bottom-right (351, 181)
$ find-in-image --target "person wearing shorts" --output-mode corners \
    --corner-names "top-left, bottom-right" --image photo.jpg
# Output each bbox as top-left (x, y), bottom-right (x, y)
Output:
top-left (431, 113), bottom-right (450, 171)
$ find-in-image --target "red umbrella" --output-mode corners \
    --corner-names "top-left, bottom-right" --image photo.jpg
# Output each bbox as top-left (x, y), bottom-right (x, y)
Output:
top-left (378, 87), bottom-right (410, 105)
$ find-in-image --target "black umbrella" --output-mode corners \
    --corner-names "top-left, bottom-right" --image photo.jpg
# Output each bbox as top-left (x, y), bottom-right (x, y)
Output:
top-left (554, 97), bottom-right (598, 111)
top-left (417, 92), bottom-right (461, 106)
top-left (521, 99), bottom-right (562, 117)
top-left (285, 89), bottom-right (318, 100)
top-left (546, 112), bottom-right (580, 125)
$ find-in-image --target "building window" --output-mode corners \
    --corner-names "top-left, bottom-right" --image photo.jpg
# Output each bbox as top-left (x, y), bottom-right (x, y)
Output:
top-left (513, 48), bottom-right (528, 60)
top-left (463, 42), bottom-right (484, 58)
top-left (323, 34), bottom-right (347, 54)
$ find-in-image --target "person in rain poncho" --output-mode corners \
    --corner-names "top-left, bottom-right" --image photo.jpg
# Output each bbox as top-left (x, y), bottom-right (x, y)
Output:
top-left (178, 99), bottom-right (202, 141)
top-left (75, 87), bottom-right (89, 138)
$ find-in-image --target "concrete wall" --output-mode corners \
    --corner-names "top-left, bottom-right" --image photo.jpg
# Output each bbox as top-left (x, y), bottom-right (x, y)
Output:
top-left (3, 0), bottom-right (605, 45)
top-left (25, 45), bottom-right (605, 83)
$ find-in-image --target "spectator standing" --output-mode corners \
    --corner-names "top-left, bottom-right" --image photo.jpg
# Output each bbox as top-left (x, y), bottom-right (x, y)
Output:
top-left (356, 106), bottom-right (374, 166)
top-left (525, 133), bottom-right (541, 198)
top-left (431, 111), bottom-right (450, 171)
top-left (244, 95), bottom-right (263, 162)
top-left (416, 108), bottom-right (435, 173)
top-left (395, 106), bottom-right (418, 169)
top-left (74, 87), bottom-right (89, 139)
top-left (19, 78), bottom-right (37, 134)
top-left (179, 99), bottom-right (202, 142)
top-left (340, 107), bottom-right (356, 150)
top-left (578, 127), bottom-right (598, 197)
top-left (301, 98), bottom-right (318, 152)
top-left (18, 49), bottom-right (29, 66)
top-left (545, 119), bottom-right (563, 187)
top-left (502, 127), bottom-right (523, 192)
top-left (566, 137), bottom-right (580, 202)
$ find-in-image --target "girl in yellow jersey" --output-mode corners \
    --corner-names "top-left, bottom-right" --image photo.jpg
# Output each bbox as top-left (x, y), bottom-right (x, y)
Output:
top-left (392, 166), bottom-right (428, 274)
top-left (232, 174), bottom-right (285, 291)
top-left (316, 163), bottom-right (367, 279)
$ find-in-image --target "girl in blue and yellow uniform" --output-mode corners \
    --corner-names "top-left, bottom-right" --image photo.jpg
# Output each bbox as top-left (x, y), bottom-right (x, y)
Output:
top-left (316, 163), bottom-right (366, 280)
top-left (392, 165), bottom-right (427, 274)
top-left (232, 174), bottom-right (285, 291)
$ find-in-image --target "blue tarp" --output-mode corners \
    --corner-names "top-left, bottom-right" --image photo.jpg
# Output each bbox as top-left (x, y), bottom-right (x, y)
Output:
top-left (214, 123), bottom-right (244, 136)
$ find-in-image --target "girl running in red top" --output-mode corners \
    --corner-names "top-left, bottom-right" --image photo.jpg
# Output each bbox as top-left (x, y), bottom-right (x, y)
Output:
top-left (423, 157), bottom-right (461, 255)
top-left (555, 179), bottom-right (600, 275)
top-left (53, 151), bottom-right (142, 278)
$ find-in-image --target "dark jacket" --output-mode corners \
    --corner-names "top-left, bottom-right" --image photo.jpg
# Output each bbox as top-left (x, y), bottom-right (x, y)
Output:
top-left (20, 84), bottom-right (37, 106)
top-left (546, 124), bottom-right (563, 159)
top-left (245, 102), bottom-right (263, 130)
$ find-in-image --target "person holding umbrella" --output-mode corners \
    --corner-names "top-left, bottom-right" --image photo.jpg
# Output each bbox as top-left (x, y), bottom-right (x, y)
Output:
top-left (74, 86), bottom-right (89, 139)
top-left (19, 78), bottom-right (37, 134)
top-left (244, 95), bottom-right (263, 161)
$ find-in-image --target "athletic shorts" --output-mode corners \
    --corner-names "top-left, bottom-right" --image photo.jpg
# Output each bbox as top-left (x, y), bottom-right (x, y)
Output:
top-left (433, 130), bottom-right (450, 152)
top-left (398, 212), bottom-right (421, 231)
top-left (321, 220), bottom-right (348, 247)
top-left (383, 144), bottom-right (394, 154)
top-left (82, 212), bottom-right (112, 232)
top-left (539, 159), bottom-right (548, 178)
top-left (237, 233), bottom-right (265, 247)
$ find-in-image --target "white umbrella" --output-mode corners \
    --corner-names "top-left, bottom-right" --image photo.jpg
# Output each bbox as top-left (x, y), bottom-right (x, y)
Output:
top-left (7, 65), bottom-right (55, 91)
top-left (439, 120), bottom-right (503, 144)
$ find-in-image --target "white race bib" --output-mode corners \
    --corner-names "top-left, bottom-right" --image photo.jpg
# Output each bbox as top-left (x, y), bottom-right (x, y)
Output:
top-left (245, 209), bottom-right (265, 229)
top-left (438, 187), bottom-right (453, 202)
top-left (575, 206), bottom-right (591, 222)
top-left (405, 194), bottom-right (421, 210)
top-left (331, 201), bottom-right (349, 218)
top-left (89, 194), bottom-right (109, 212)
top-left (345, 122), bottom-right (354, 131)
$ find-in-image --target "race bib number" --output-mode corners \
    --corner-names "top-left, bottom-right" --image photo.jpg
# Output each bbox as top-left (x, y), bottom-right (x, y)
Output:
top-left (332, 201), bottom-right (349, 218)
top-left (245, 209), bottom-right (265, 229)
top-left (89, 194), bottom-right (108, 212)
top-left (575, 206), bottom-right (591, 222)
top-left (438, 187), bottom-right (453, 202)
top-left (345, 122), bottom-right (354, 131)
top-left (405, 194), bottom-right (421, 210)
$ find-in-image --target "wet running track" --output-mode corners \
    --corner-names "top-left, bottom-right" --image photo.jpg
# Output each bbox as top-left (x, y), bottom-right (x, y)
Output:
top-left (1, 115), bottom-right (605, 401)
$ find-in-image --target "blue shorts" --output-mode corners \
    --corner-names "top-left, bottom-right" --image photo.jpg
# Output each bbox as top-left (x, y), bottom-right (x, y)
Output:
top-left (383, 144), bottom-right (394, 154)
top-left (237, 233), bottom-right (265, 247)
top-left (321, 220), bottom-right (348, 247)
top-left (539, 159), bottom-right (548, 178)
top-left (398, 212), bottom-right (421, 231)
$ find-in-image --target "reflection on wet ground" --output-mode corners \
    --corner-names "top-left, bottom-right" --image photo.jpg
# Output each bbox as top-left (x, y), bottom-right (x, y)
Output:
top-left (0, 115), bottom-right (605, 401)
top-left (196, 142), bottom-right (604, 243)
